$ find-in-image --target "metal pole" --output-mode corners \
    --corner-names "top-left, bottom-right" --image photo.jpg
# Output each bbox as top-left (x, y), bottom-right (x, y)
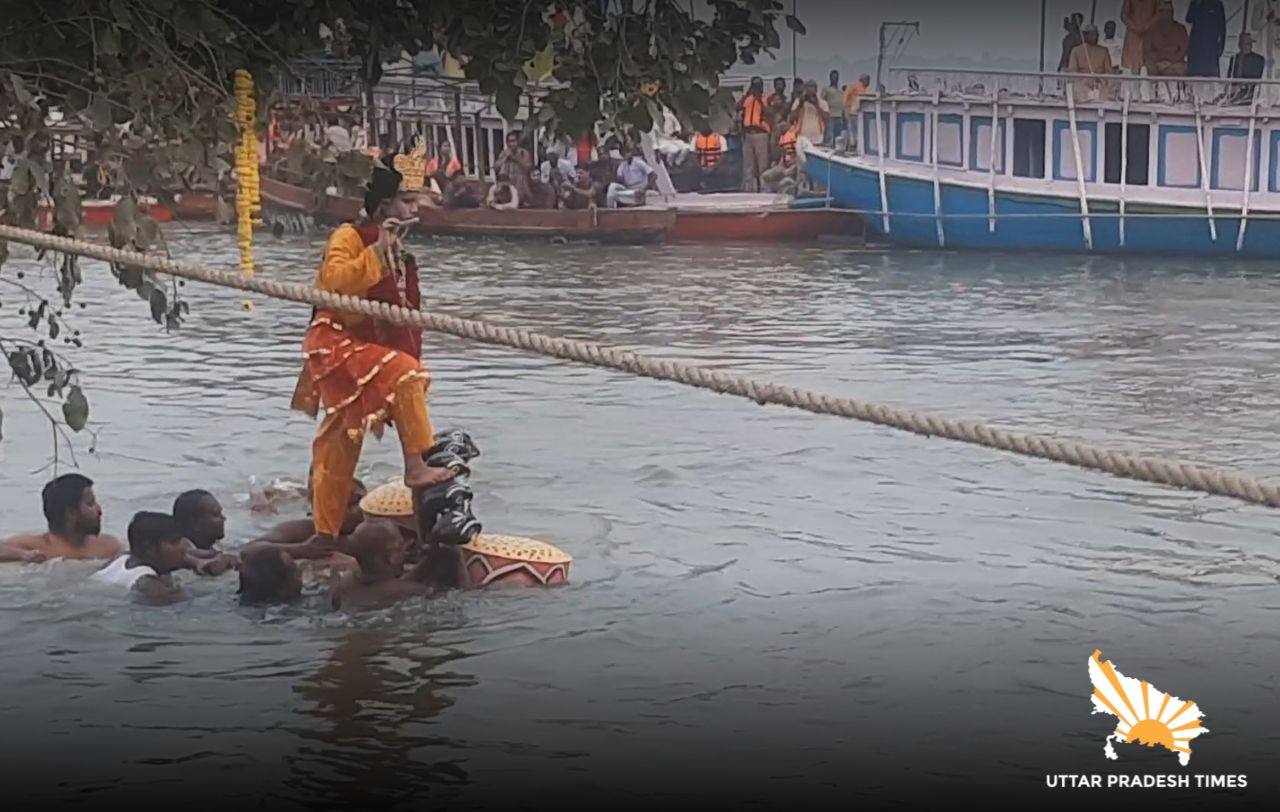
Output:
top-left (1090, 0), bottom-right (1098, 24)
top-left (791, 0), bottom-right (798, 78)
top-left (1243, 0), bottom-right (1252, 36)
top-left (1039, 0), bottom-right (1047, 73)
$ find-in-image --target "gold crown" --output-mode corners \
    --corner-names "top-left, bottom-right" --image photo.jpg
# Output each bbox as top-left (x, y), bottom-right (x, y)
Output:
top-left (358, 478), bottom-right (414, 518)
top-left (462, 534), bottom-right (573, 565)
top-left (393, 143), bottom-right (427, 191)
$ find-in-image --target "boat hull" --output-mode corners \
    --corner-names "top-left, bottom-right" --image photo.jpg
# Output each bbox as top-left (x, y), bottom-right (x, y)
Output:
top-left (260, 176), bottom-right (362, 225)
top-left (37, 199), bottom-right (173, 229)
top-left (669, 207), bottom-right (862, 242)
top-left (418, 206), bottom-right (675, 244)
top-left (171, 191), bottom-right (221, 221)
top-left (807, 151), bottom-right (1280, 258)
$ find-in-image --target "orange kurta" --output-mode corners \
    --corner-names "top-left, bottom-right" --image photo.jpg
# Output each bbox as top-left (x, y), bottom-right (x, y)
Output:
top-left (293, 222), bottom-right (435, 536)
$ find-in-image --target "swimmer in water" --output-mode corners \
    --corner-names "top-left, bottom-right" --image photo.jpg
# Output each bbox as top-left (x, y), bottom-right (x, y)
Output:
top-left (254, 479), bottom-right (367, 546)
top-left (0, 474), bottom-right (124, 563)
top-left (91, 511), bottom-right (192, 604)
top-left (329, 519), bottom-right (453, 611)
top-left (172, 489), bottom-right (240, 576)
top-left (237, 546), bottom-right (304, 606)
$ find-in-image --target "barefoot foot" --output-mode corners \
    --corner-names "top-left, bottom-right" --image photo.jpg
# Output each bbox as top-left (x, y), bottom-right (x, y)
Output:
top-left (404, 465), bottom-right (456, 490)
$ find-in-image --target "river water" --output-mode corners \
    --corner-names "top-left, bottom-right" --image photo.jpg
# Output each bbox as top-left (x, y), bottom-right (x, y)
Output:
top-left (1, 226), bottom-right (1278, 807)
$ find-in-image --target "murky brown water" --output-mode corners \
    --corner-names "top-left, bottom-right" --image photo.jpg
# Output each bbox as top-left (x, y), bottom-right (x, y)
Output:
top-left (1, 225), bottom-right (1277, 806)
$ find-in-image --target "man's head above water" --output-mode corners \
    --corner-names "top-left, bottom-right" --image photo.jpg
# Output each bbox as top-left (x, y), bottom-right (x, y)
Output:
top-left (348, 519), bottom-right (406, 578)
top-left (172, 489), bottom-right (225, 550)
top-left (238, 546), bottom-right (303, 606)
top-left (126, 511), bottom-right (189, 575)
top-left (42, 473), bottom-right (102, 539)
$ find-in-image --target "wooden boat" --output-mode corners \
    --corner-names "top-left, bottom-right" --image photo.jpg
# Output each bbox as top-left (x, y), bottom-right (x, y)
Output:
top-left (171, 190), bottom-right (221, 221)
top-left (666, 193), bottom-right (863, 242)
top-left (260, 175), bottom-right (362, 224)
top-left (418, 205), bottom-right (675, 243)
top-left (37, 196), bottom-right (173, 229)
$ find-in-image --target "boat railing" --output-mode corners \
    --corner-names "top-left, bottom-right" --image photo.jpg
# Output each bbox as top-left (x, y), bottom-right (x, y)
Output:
top-left (888, 66), bottom-right (1280, 112)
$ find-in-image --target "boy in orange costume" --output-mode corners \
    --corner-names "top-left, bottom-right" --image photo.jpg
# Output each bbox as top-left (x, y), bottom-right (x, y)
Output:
top-left (291, 166), bottom-right (454, 544)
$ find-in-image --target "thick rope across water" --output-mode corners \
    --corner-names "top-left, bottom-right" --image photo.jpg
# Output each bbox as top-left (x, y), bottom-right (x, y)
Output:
top-left (3, 223), bottom-right (1279, 508)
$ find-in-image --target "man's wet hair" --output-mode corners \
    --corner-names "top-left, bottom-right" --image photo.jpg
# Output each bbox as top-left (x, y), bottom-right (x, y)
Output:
top-left (127, 511), bottom-right (182, 554)
top-left (172, 489), bottom-right (215, 529)
top-left (42, 473), bottom-right (94, 532)
top-left (239, 547), bottom-right (295, 605)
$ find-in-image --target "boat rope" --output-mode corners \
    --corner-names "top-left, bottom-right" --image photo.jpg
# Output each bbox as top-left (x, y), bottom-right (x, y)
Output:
top-left (2, 222), bottom-right (1279, 510)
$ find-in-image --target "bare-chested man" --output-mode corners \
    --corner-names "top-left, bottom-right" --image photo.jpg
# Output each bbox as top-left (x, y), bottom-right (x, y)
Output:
top-left (329, 519), bottom-right (455, 612)
top-left (0, 474), bottom-right (124, 562)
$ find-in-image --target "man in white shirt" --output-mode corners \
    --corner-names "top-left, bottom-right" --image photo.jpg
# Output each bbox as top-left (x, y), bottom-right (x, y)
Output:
top-left (1251, 0), bottom-right (1280, 99)
top-left (1102, 20), bottom-right (1125, 70)
top-left (606, 145), bottom-right (655, 208)
top-left (92, 512), bottom-right (192, 604)
top-left (790, 80), bottom-right (829, 145)
top-left (324, 116), bottom-right (353, 156)
top-left (539, 148), bottom-right (577, 185)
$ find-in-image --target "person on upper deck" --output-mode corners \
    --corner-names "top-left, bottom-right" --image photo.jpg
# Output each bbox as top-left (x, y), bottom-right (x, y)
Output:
top-left (842, 75), bottom-right (871, 154)
top-left (1102, 20), bottom-right (1125, 68)
top-left (1227, 33), bottom-right (1267, 103)
top-left (1186, 0), bottom-right (1227, 77)
top-left (1250, 0), bottom-right (1280, 86)
top-left (822, 71), bottom-right (846, 148)
top-left (1068, 24), bottom-right (1118, 100)
top-left (1145, 0), bottom-right (1189, 100)
top-left (1122, 0), bottom-right (1161, 73)
top-left (1058, 13), bottom-right (1086, 72)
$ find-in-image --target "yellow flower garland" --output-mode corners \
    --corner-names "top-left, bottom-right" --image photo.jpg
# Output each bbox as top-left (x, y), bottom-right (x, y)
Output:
top-left (234, 68), bottom-right (261, 289)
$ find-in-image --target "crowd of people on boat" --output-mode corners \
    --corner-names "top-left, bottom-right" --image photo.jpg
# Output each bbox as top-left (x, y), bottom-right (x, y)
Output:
top-left (1061, 1), bottom-right (1270, 104)
top-left (255, 68), bottom-right (877, 213)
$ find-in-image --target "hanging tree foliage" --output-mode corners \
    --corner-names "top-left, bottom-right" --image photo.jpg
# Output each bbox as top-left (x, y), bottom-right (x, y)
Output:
top-left (0, 0), bottom-right (792, 456)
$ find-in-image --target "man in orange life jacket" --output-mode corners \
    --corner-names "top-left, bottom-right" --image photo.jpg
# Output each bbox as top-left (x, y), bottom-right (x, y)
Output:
top-left (692, 124), bottom-right (728, 190)
top-left (761, 125), bottom-right (800, 194)
top-left (739, 76), bottom-right (771, 193)
top-left (291, 166), bottom-right (456, 547)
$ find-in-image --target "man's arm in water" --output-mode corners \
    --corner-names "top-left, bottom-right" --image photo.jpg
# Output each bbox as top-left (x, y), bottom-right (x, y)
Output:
top-left (0, 535), bottom-right (48, 563)
top-left (131, 575), bottom-right (186, 606)
top-left (253, 519), bottom-right (316, 545)
top-left (242, 534), bottom-right (339, 561)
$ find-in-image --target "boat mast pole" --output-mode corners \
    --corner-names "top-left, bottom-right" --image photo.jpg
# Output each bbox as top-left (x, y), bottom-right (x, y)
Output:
top-left (1039, 0), bottom-right (1047, 94)
top-left (791, 0), bottom-right (798, 79)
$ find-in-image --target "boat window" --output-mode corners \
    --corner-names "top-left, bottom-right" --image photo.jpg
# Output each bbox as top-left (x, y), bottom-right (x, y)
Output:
top-left (1012, 119), bottom-right (1046, 179)
top-left (1103, 123), bottom-right (1150, 186)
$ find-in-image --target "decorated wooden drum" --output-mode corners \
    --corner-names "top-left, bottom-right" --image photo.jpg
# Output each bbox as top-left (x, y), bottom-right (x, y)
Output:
top-left (460, 535), bottom-right (572, 587)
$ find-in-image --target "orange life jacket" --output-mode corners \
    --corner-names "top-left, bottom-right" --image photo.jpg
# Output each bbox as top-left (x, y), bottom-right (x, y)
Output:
top-left (780, 128), bottom-right (798, 166)
top-left (741, 94), bottom-right (770, 133)
top-left (694, 133), bottom-right (725, 168)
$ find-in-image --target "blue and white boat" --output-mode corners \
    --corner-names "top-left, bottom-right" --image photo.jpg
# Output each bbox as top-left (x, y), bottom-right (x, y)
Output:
top-left (805, 67), bottom-right (1280, 257)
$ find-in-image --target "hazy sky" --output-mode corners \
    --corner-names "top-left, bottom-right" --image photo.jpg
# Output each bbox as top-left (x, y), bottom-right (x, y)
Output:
top-left (737, 0), bottom-right (1254, 79)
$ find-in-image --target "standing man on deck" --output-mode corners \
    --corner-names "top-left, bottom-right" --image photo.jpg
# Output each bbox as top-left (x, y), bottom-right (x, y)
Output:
top-left (740, 76), bottom-right (771, 193)
top-left (291, 166), bottom-right (455, 547)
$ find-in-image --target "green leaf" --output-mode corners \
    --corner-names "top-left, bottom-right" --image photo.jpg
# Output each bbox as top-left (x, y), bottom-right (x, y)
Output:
top-left (784, 15), bottom-right (807, 36)
top-left (62, 386), bottom-right (89, 433)
top-left (495, 81), bottom-right (521, 122)
top-left (523, 44), bottom-right (556, 83)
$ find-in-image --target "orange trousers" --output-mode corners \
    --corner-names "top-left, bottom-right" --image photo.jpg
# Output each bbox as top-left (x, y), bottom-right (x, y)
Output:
top-left (310, 373), bottom-right (435, 536)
